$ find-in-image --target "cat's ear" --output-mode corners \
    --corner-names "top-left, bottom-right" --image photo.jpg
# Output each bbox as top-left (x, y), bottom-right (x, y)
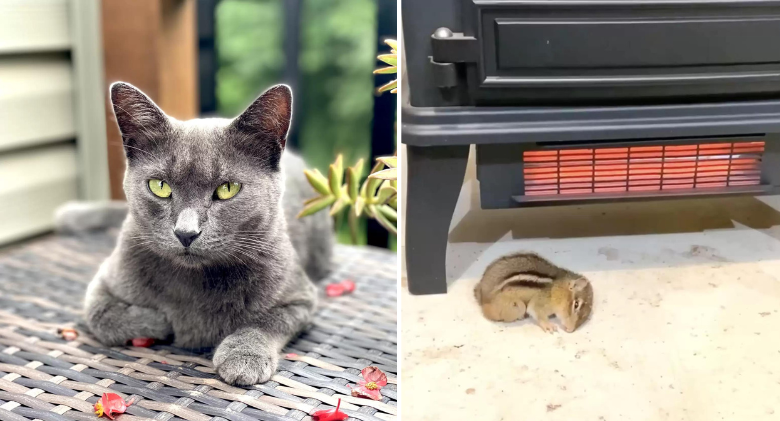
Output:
top-left (109, 82), bottom-right (170, 160)
top-left (230, 84), bottom-right (292, 153)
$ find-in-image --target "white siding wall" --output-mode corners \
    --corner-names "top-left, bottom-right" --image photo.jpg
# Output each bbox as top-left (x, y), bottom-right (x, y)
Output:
top-left (0, 145), bottom-right (78, 244)
top-left (0, 0), bottom-right (71, 54)
top-left (0, 0), bottom-right (105, 245)
top-left (0, 57), bottom-right (76, 152)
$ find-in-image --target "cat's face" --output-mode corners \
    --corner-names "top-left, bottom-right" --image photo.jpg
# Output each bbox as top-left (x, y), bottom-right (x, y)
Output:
top-left (110, 82), bottom-right (291, 266)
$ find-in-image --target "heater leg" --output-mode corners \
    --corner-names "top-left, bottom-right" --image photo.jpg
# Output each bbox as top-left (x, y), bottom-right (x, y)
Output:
top-left (405, 145), bottom-right (469, 295)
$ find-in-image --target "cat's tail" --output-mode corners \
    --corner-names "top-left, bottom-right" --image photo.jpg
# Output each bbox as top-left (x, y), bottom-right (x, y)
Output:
top-left (54, 201), bottom-right (128, 234)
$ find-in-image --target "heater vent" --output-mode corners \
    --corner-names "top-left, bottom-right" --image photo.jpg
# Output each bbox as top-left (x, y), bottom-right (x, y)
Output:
top-left (523, 141), bottom-right (765, 197)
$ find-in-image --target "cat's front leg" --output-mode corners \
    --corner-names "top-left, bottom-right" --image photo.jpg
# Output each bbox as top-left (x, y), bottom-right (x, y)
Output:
top-left (84, 276), bottom-right (173, 346)
top-left (214, 290), bottom-right (316, 386)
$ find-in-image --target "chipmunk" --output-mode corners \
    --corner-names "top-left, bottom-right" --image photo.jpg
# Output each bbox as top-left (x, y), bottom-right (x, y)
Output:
top-left (474, 252), bottom-right (593, 333)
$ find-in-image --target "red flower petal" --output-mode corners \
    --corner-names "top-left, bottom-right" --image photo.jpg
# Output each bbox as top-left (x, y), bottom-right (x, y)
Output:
top-left (360, 366), bottom-right (388, 387)
top-left (131, 337), bottom-right (154, 347)
top-left (350, 385), bottom-right (383, 401)
top-left (340, 280), bottom-right (355, 293)
top-left (325, 283), bottom-right (345, 297)
top-left (58, 328), bottom-right (78, 341)
top-left (311, 398), bottom-right (348, 421)
top-left (95, 393), bottom-right (129, 419)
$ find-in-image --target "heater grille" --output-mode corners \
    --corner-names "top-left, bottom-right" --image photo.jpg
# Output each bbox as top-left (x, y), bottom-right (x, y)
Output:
top-left (523, 140), bottom-right (765, 197)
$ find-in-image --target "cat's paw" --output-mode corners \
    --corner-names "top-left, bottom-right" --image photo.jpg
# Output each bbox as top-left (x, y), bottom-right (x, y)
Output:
top-left (86, 303), bottom-right (172, 347)
top-left (125, 305), bottom-right (173, 339)
top-left (213, 343), bottom-right (278, 386)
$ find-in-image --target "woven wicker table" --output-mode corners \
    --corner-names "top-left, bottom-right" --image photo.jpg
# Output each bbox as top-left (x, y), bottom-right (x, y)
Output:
top-left (0, 231), bottom-right (397, 421)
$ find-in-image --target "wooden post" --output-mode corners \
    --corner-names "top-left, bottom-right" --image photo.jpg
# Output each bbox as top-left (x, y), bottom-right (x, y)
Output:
top-left (101, 0), bottom-right (198, 199)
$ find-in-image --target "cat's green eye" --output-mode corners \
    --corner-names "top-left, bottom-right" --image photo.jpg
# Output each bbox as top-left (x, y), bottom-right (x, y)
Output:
top-left (215, 182), bottom-right (241, 200)
top-left (148, 179), bottom-right (172, 198)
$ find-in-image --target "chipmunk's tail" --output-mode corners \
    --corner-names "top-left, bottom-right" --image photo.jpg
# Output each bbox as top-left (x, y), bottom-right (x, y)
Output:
top-left (54, 201), bottom-right (128, 234)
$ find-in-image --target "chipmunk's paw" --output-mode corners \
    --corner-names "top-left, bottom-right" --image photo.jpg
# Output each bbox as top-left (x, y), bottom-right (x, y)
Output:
top-left (539, 322), bottom-right (558, 334)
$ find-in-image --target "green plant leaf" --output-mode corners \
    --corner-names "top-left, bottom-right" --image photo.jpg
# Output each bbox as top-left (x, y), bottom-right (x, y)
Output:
top-left (328, 155), bottom-right (343, 198)
top-left (377, 54), bottom-right (397, 66)
top-left (354, 196), bottom-right (365, 217)
top-left (296, 195), bottom-right (335, 218)
top-left (346, 167), bottom-right (359, 203)
top-left (348, 208), bottom-right (359, 245)
top-left (373, 67), bottom-right (397, 75)
top-left (376, 156), bottom-right (397, 168)
top-left (372, 205), bottom-right (397, 235)
top-left (376, 182), bottom-right (396, 204)
top-left (334, 154), bottom-right (343, 176)
top-left (367, 161), bottom-right (385, 199)
top-left (329, 196), bottom-right (348, 216)
top-left (304, 169), bottom-right (330, 195)
top-left (352, 158), bottom-right (364, 178)
top-left (377, 204), bottom-right (397, 222)
top-left (347, 157), bottom-right (363, 202)
top-left (377, 79), bottom-right (397, 94)
top-left (364, 202), bottom-right (375, 218)
top-left (388, 194), bottom-right (397, 209)
top-left (368, 168), bottom-right (397, 181)
top-left (303, 196), bottom-right (323, 206)
top-left (359, 174), bottom-right (368, 199)
top-left (384, 39), bottom-right (397, 51)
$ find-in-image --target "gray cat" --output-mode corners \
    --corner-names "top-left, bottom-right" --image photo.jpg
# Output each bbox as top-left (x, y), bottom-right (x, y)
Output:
top-left (69, 82), bottom-right (332, 386)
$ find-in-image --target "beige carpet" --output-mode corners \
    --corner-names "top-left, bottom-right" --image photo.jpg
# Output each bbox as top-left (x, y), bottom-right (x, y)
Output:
top-left (402, 194), bottom-right (780, 420)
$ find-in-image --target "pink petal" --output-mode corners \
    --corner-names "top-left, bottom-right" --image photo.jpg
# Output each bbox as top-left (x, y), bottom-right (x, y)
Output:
top-left (361, 366), bottom-right (388, 386)
top-left (99, 393), bottom-right (129, 419)
top-left (340, 280), bottom-right (356, 293)
top-left (311, 398), bottom-right (348, 421)
top-left (350, 386), bottom-right (383, 401)
top-left (131, 337), bottom-right (154, 347)
top-left (326, 283), bottom-right (345, 297)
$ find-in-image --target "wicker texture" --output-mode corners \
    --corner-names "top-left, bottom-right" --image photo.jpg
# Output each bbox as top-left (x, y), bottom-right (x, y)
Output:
top-left (0, 231), bottom-right (397, 421)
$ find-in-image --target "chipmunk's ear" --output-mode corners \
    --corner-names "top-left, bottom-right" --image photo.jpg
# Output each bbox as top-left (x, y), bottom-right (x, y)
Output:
top-left (569, 278), bottom-right (589, 292)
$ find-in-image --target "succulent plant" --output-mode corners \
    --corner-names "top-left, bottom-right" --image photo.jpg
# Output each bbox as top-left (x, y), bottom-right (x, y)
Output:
top-left (298, 154), bottom-right (397, 244)
top-left (298, 40), bottom-right (399, 244)
top-left (374, 39), bottom-right (397, 94)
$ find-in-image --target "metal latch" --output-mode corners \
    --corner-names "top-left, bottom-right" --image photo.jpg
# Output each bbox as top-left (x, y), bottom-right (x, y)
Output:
top-left (429, 27), bottom-right (478, 88)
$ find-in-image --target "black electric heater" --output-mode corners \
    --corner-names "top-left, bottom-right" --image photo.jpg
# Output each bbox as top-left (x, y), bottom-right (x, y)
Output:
top-left (402, 0), bottom-right (780, 294)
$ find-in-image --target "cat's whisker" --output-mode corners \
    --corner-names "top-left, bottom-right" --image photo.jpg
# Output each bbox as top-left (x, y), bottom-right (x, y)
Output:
top-left (229, 242), bottom-right (277, 255)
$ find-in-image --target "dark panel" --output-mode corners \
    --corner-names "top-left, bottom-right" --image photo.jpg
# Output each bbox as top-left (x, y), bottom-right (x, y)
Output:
top-left (494, 18), bottom-right (780, 70)
top-left (401, 100), bottom-right (780, 146)
top-left (401, 0), bottom-right (463, 107)
top-left (476, 143), bottom-right (530, 209)
top-left (405, 145), bottom-right (470, 294)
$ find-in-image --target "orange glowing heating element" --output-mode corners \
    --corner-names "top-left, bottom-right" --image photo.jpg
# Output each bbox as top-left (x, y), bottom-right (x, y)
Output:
top-left (523, 141), bottom-right (765, 196)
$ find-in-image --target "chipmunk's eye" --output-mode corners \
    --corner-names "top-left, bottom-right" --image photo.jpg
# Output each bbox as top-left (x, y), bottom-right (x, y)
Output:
top-left (574, 300), bottom-right (582, 311)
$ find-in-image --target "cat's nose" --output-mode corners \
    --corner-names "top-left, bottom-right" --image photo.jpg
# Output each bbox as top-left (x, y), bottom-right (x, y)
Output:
top-left (174, 229), bottom-right (201, 247)
top-left (174, 208), bottom-right (201, 247)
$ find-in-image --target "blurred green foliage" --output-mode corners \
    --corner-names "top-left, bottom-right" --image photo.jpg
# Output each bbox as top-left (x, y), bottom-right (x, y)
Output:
top-left (299, 0), bottom-right (377, 173)
top-left (215, 0), bottom-right (380, 246)
top-left (216, 1), bottom-right (284, 116)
